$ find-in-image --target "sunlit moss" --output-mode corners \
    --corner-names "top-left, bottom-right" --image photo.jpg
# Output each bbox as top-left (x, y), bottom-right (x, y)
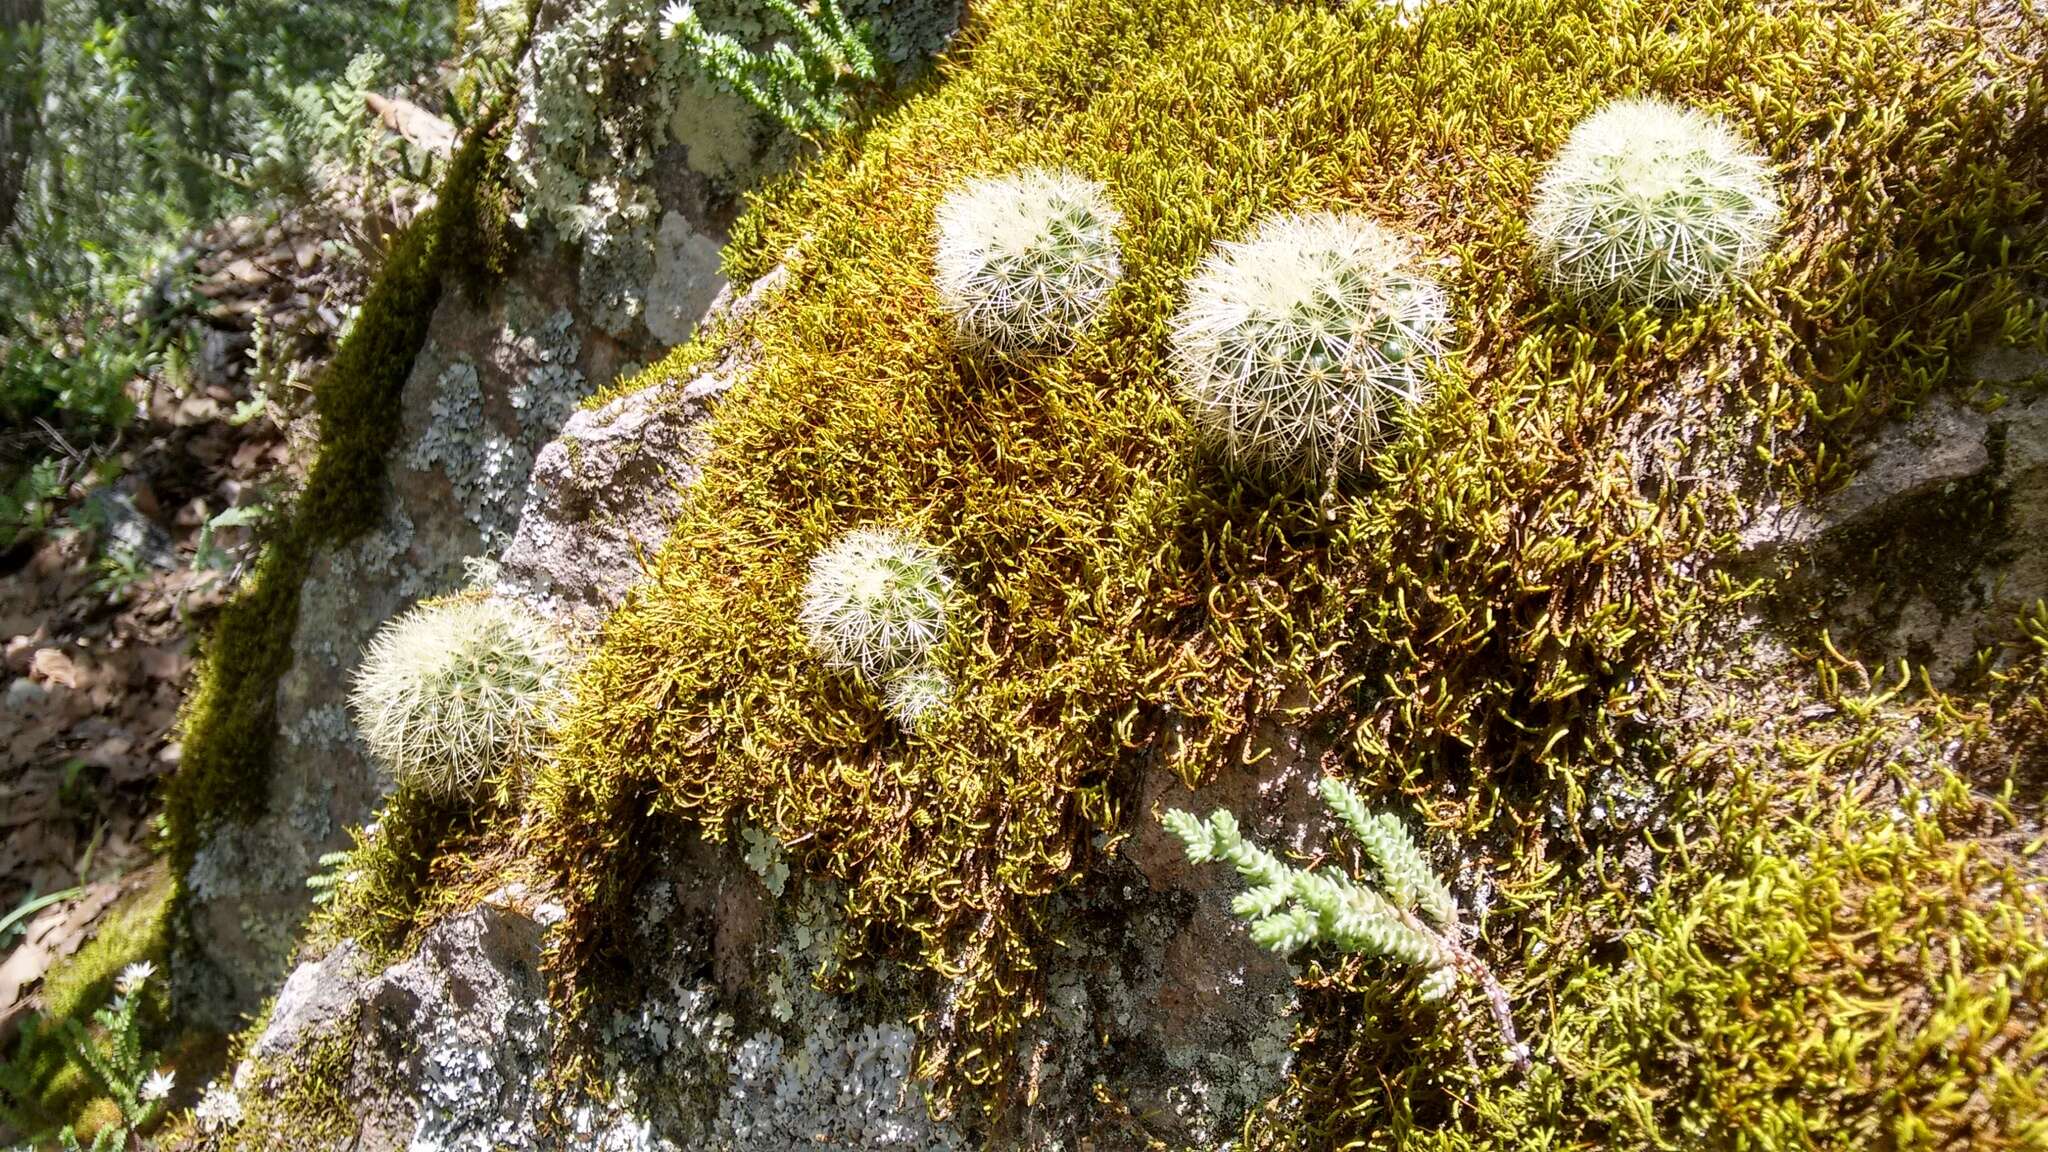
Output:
top-left (533, 0), bottom-right (2044, 1130)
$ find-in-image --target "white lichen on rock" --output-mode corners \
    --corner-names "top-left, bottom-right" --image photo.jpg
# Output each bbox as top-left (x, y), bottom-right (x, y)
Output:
top-left (405, 310), bottom-right (590, 549)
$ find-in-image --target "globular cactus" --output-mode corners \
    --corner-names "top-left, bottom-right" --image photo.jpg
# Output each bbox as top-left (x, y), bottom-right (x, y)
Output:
top-left (799, 527), bottom-right (953, 678)
top-left (349, 596), bottom-right (568, 801)
top-left (933, 167), bottom-right (1124, 352)
top-left (1170, 211), bottom-right (1451, 479)
top-left (882, 664), bottom-right (951, 732)
top-left (1529, 96), bottom-right (1782, 308)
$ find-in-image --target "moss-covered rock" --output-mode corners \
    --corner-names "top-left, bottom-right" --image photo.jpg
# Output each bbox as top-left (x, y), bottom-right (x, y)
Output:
top-left (536, 0), bottom-right (2041, 1142)
top-left (185, 0), bottom-right (2048, 1146)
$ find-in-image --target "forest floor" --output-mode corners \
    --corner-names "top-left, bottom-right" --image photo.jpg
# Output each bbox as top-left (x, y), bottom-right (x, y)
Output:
top-left (0, 186), bottom-right (414, 1052)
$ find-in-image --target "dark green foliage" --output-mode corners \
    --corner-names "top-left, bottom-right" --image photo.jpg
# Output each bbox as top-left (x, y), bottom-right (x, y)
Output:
top-left (0, 0), bottom-right (457, 522)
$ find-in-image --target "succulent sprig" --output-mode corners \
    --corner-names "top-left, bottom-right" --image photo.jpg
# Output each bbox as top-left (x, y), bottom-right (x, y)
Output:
top-left (1166, 778), bottom-right (1526, 1066)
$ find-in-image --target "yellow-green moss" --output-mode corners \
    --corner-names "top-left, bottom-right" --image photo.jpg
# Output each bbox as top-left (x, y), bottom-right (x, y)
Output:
top-left (537, 0), bottom-right (2044, 1127)
top-left (1270, 637), bottom-right (2048, 1149)
top-left (215, 1017), bottom-right (361, 1151)
top-left (303, 785), bottom-right (529, 964)
top-left (0, 869), bottom-right (173, 1139)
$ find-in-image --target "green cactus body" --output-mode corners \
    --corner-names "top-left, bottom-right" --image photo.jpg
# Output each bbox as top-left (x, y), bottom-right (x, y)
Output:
top-left (882, 664), bottom-right (952, 731)
top-left (1170, 211), bottom-right (1450, 479)
top-left (1529, 96), bottom-right (1782, 307)
top-left (348, 596), bottom-right (568, 800)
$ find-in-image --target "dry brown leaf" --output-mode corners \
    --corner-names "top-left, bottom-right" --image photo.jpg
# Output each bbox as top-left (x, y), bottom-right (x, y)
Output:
top-left (30, 648), bottom-right (76, 688)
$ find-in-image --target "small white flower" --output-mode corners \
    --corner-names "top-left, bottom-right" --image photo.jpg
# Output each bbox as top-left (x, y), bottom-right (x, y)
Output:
top-left (660, 2), bottom-right (695, 38)
top-left (195, 1084), bottom-right (244, 1132)
top-left (115, 961), bottom-right (156, 997)
top-left (140, 1069), bottom-right (176, 1102)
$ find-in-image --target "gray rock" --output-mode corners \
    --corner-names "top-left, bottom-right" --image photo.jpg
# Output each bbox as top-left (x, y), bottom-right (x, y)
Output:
top-left (241, 940), bottom-right (368, 1076)
top-left (1737, 356), bottom-right (2048, 677)
top-left (1739, 393), bottom-right (1994, 554)
top-left (351, 900), bottom-right (555, 1152)
top-left (176, 238), bottom-right (653, 1029)
top-left (644, 210), bottom-right (727, 347)
top-left (493, 383), bottom-right (715, 626)
top-left (498, 264), bottom-right (786, 627)
top-left (234, 899), bottom-right (590, 1152)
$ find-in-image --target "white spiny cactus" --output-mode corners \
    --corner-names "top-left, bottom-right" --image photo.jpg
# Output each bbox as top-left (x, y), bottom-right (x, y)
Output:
top-left (799, 527), bottom-right (953, 678)
top-left (882, 664), bottom-right (951, 731)
top-left (933, 167), bottom-right (1124, 352)
top-left (1170, 211), bottom-right (1451, 479)
top-left (349, 596), bottom-right (568, 800)
top-left (1529, 96), bottom-right (1782, 308)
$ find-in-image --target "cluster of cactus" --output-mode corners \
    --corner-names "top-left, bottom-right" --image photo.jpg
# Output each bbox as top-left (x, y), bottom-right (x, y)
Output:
top-left (349, 595), bottom-right (569, 801)
top-left (1529, 96), bottom-right (1781, 308)
top-left (857, 97), bottom-right (1778, 721)
top-left (799, 527), bottom-right (955, 730)
top-left (1169, 211), bottom-right (1452, 480)
top-left (1165, 777), bottom-right (1525, 1066)
top-left (932, 167), bottom-right (1125, 353)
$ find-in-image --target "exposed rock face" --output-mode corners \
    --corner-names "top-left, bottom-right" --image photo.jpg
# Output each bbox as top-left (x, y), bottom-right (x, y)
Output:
top-left (234, 893), bottom-right (581, 1152)
top-left (1739, 354), bottom-right (2048, 677)
top-left (231, 705), bottom-right (1319, 1150)
top-left (497, 266), bottom-right (785, 628)
top-left (176, 237), bottom-right (652, 1027)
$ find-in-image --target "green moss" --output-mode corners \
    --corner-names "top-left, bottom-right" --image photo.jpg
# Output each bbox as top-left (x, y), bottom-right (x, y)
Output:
top-left (541, 0), bottom-right (2044, 1126)
top-left (217, 1015), bottom-right (361, 1151)
top-left (304, 786), bottom-right (497, 963)
top-left (1275, 642), bottom-right (2048, 1149)
top-left (580, 326), bottom-right (727, 411)
top-left (0, 869), bottom-right (173, 1139)
top-left (163, 116), bottom-right (509, 875)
